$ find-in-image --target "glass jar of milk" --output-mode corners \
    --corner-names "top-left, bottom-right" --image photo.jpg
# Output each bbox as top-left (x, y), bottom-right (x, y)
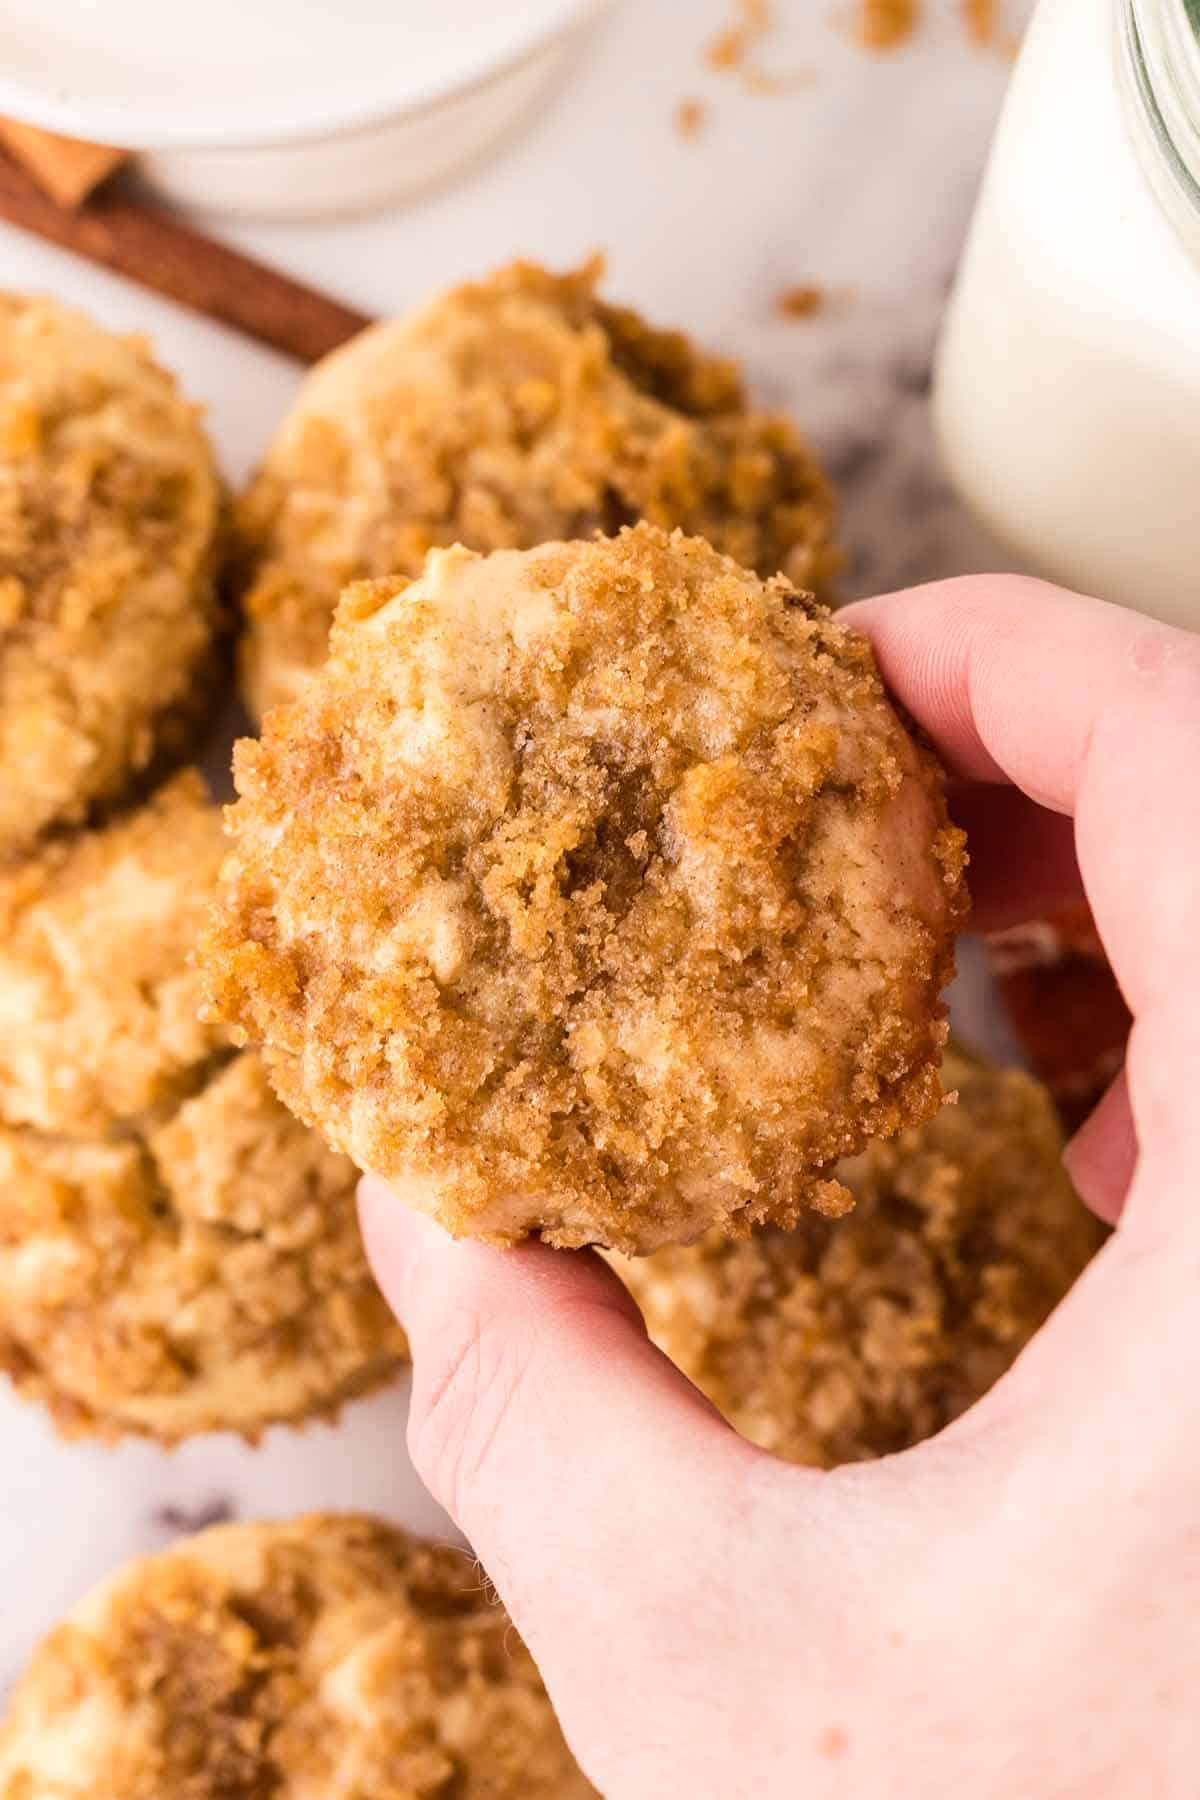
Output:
top-left (934, 0), bottom-right (1200, 630)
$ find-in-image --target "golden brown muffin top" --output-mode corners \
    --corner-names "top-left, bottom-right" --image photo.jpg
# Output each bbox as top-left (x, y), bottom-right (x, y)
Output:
top-left (236, 257), bottom-right (839, 715)
top-left (0, 1053), bottom-right (405, 1442)
top-left (0, 771), bottom-right (230, 1138)
top-left (617, 1048), bottom-right (1105, 1467)
top-left (0, 1514), bottom-right (595, 1799)
top-left (0, 773), bottom-right (404, 1441)
top-left (0, 294), bottom-right (225, 858)
top-left (207, 526), bottom-right (966, 1253)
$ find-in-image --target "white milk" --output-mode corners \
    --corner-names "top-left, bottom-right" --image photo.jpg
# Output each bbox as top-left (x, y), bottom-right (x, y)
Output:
top-left (934, 0), bottom-right (1200, 631)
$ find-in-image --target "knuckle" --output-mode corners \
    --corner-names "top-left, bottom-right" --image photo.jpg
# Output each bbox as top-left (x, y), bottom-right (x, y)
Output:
top-left (407, 1306), bottom-right (533, 1522)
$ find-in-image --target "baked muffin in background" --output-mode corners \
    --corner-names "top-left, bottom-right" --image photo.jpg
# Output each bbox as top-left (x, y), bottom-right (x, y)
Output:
top-left (0, 773), bottom-right (405, 1442)
top-left (0, 1514), bottom-right (596, 1799)
top-left (0, 295), bottom-right (226, 861)
top-left (235, 256), bottom-right (839, 716)
top-left (615, 1047), bottom-right (1105, 1468)
top-left (0, 770), bottom-right (230, 1138)
top-left (207, 525), bottom-right (966, 1255)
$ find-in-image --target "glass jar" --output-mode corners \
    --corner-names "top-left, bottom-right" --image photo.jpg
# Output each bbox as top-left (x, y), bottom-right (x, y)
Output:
top-left (933, 0), bottom-right (1200, 631)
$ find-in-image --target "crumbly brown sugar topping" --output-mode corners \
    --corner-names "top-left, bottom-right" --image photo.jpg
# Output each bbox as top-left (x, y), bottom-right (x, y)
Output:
top-left (0, 294), bottom-right (224, 858)
top-left (209, 526), bottom-right (965, 1254)
top-left (0, 774), bottom-right (404, 1442)
top-left (0, 1515), bottom-right (595, 1798)
top-left (617, 1048), bottom-right (1104, 1467)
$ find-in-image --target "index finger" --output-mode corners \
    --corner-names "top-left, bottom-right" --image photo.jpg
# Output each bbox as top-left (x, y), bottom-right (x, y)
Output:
top-left (843, 575), bottom-right (1200, 1025)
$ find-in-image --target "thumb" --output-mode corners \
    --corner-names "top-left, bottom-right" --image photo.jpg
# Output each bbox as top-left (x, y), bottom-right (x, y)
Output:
top-left (357, 1176), bottom-right (761, 1718)
top-left (1063, 1064), bottom-right (1137, 1227)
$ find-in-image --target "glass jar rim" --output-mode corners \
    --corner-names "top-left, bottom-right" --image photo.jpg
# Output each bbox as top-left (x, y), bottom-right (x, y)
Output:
top-left (1125, 0), bottom-right (1200, 197)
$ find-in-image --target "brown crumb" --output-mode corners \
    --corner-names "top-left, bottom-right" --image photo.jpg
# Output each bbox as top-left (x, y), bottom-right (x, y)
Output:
top-left (852, 0), bottom-right (922, 51)
top-left (675, 97), bottom-right (709, 140)
top-left (845, 0), bottom-right (1012, 54)
top-left (703, 1), bottom-right (806, 94)
top-left (963, 0), bottom-right (1018, 54)
top-left (963, 0), bottom-right (994, 41)
top-left (706, 25), bottom-right (747, 70)
top-left (776, 283), bottom-right (828, 320)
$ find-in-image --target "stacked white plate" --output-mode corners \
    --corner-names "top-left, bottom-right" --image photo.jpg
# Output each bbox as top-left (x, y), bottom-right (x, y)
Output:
top-left (0, 0), bottom-right (609, 217)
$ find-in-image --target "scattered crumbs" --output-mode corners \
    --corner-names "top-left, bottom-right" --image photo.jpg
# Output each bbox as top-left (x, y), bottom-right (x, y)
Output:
top-left (843, 0), bottom-right (1016, 53)
top-left (703, 1), bottom-right (808, 94)
top-left (675, 97), bottom-right (709, 141)
top-left (818, 1725), bottom-right (851, 1761)
top-left (706, 24), bottom-right (748, 71)
top-left (775, 282), bottom-right (829, 319)
top-left (963, 0), bottom-right (1019, 54)
top-left (963, 0), bottom-right (994, 41)
top-left (154, 1497), bottom-right (235, 1535)
top-left (703, 0), bottom-right (1015, 82)
top-left (704, 0), bottom-right (771, 75)
top-left (852, 0), bottom-right (922, 52)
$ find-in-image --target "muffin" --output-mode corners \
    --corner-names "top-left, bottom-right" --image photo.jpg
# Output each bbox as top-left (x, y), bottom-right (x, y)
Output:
top-left (0, 295), bottom-right (225, 860)
top-left (0, 770), bottom-right (230, 1138)
top-left (0, 1053), bottom-right (404, 1441)
top-left (0, 1514), bottom-right (595, 1798)
top-left (0, 774), bottom-right (405, 1440)
top-left (207, 526), bottom-right (966, 1254)
top-left (616, 1048), bottom-right (1105, 1468)
top-left (235, 257), bottom-right (839, 716)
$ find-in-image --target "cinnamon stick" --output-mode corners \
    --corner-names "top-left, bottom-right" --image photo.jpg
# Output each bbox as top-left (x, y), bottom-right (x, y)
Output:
top-left (0, 120), bottom-right (126, 208)
top-left (0, 150), bottom-right (372, 363)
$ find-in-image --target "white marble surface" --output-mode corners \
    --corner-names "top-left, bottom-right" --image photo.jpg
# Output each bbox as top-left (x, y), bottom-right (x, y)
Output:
top-left (0, 0), bottom-right (1033, 1692)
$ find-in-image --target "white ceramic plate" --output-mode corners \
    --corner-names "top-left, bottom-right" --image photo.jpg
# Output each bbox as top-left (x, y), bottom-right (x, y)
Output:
top-left (0, 0), bottom-right (605, 148)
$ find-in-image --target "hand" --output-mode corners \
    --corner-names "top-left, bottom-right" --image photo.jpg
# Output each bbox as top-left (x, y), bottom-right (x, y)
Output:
top-left (360, 576), bottom-right (1200, 1798)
